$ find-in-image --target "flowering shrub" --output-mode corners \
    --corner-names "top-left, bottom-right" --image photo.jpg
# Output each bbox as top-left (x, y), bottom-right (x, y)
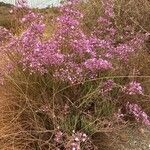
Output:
top-left (2, 0), bottom-right (147, 80)
top-left (0, 0), bottom-right (150, 149)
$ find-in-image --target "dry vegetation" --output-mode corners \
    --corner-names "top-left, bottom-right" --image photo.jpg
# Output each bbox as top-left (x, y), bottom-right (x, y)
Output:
top-left (0, 0), bottom-right (150, 149)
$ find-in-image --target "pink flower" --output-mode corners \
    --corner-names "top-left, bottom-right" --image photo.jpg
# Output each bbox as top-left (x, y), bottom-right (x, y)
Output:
top-left (122, 81), bottom-right (144, 95)
top-left (69, 131), bottom-right (88, 150)
top-left (102, 0), bottom-right (115, 18)
top-left (54, 127), bottom-right (63, 144)
top-left (20, 11), bottom-right (44, 24)
top-left (84, 58), bottom-right (112, 72)
top-left (126, 102), bottom-right (150, 126)
top-left (9, 9), bottom-right (13, 14)
top-left (101, 79), bottom-right (115, 94)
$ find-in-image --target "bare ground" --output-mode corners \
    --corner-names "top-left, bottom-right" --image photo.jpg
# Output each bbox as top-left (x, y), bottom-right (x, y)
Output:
top-left (115, 126), bottom-right (150, 150)
top-left (93, 125), bottom-right (150, 150)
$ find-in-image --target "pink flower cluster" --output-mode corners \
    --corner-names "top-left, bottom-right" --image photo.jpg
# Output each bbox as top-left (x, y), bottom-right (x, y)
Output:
top-left (100, 79), bottom-right (115, 95)
top-left (54, 62), bottom-right (84, 84)
top-left (122, 81), bottom-right (144, 95)
top-left (54, 127), bottom-right (63, 144)
top-left (68, 131), bottom-right (88, 150)
top-left (2, 0), bottom-right (146, 85)
top-left (84, 58), bottom-right (112, 72)
top-left (93, 0), bottom-right (146, 62)
top-left (102, 0), bottom-right (115, 18)
top-left (55, 2), bottom-right (92, 56)
top-left (21, 11), bottom-right (44, 25)
top-left (126, 102), bottom-right (150, 126)
top-left (54, 128), bottom-right (89, 150)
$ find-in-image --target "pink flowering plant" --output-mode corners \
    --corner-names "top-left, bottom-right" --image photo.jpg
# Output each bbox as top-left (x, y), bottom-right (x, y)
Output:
top-left (0, 0), bottom-right (150, 149)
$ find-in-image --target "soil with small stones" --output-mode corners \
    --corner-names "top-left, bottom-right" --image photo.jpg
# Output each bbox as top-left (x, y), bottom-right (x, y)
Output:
top-left (93, 125), bottom-right (150, 150)
top-left (115, 126), bottom-right (150, 150)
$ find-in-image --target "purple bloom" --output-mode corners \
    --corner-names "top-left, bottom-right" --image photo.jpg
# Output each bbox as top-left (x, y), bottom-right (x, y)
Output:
top-left (102, 0), bottom-right (115, 18)
top-left (126, 102), bottom-right (150, 126)
top-left (123, 81), bottom-right (144, 95)
top-left (84, 58), bottom-right (112, 72)
top-left (21, 11), bottom-right (44, 24)
top-left (101, 79), bottom-right (115, 95)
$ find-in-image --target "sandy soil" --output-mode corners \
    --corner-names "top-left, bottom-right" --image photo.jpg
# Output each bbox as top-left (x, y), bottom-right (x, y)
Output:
top-left (93, 125), bottom-right (150, 150)
top-left (115, 126), bottom-right (150, 150)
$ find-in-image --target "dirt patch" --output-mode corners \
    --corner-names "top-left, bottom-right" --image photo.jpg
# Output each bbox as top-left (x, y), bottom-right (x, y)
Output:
top-left (115, 126), bottom-right (150, 150)
top-left (92, 125), bottom-right (150, 150)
